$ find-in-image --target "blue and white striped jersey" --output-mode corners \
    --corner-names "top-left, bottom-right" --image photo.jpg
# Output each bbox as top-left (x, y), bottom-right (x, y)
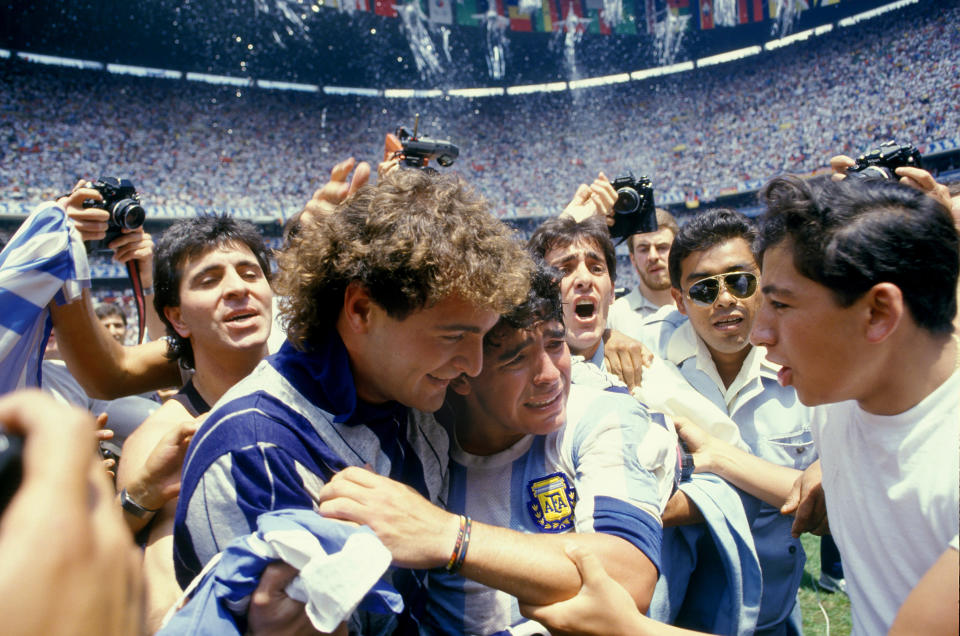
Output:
top-left (173, 333), bottom-right (449, 632)
top-left (422, 384), bottom-right (676, 636)
top-left (0, 202), bottom-right (89, 395)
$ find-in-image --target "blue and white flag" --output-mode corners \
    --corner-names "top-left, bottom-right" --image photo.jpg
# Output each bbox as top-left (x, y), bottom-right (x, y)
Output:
top-left (159, 508), bottom-right (403, 635)
top-left (0, 202), bottom-right (89, 395)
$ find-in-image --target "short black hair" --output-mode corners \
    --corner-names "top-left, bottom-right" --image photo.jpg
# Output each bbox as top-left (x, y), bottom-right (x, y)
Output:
top-left (668, 208), bottom-right (757, 289)
top-left (758, 175), bottom-right (958, 334)
top-left (527, 215), bottom-right (617, 284)
top-left (94, 302), bottom-right (126, 326)
top-left (153, 214), bottom-right (272, 369)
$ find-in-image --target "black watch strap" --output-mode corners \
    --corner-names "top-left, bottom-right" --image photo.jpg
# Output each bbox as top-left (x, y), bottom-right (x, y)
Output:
top-left (120, 487), bottom-right (159, 518)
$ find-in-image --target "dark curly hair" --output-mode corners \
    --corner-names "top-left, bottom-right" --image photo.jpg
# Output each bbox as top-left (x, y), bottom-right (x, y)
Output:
top-left (498, 261), bottom-right (563, 329)
top-left (276, 168), bottom-right (533, 350)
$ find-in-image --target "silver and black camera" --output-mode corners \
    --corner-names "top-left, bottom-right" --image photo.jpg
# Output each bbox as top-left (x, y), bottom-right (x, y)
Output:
top-left (609, 174), bottom-right (657, 240)
top-left (82, 177), bottom-right (145, 247)
top-left (389, 126), bottom-right (459, 169)
top-left (846, 141), bottom-right (922, 181)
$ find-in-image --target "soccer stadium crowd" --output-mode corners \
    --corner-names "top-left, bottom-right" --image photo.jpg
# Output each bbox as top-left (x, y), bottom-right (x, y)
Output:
top-left (2, 142), bottom-right (958, 636)
top-left (1, 0), bottom-right (957, 219)
top-left (1, 1), bottom-right (959, 635)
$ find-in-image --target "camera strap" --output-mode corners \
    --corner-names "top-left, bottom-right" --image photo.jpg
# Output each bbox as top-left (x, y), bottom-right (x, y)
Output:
top-left (126, 260), bottom-right (148, 344)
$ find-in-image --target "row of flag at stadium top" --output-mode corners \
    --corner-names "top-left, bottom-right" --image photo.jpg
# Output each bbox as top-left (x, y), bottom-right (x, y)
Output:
top-left (316, 0), bottom-right (821, 34)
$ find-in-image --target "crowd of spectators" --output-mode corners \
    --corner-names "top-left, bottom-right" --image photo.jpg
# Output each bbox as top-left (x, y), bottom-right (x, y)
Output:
top-left (0, 0), bottom-right (956, 219)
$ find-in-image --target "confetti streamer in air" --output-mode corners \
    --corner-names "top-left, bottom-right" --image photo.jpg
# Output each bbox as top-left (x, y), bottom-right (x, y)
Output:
top-left (713, 0), bottom-right (738, 27)
top-left (397, 0), bottom-right (445, 78)
top-left (473, 6), bottom-right (511, 80)
top-left (771, 0), bottom-right (808, 36)
top-left (602, 0), bottom-right (624, 27)
top-left (654, 11), bottom-right (690, 66)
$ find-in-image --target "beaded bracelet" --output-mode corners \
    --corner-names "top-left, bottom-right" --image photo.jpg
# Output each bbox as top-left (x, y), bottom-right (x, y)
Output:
top-left (445, 515), bottom-right (473, 574)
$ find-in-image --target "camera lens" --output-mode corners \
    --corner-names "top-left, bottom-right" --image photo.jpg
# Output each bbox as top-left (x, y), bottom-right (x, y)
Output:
top-left (614, 188), bottom-right (640, 214)
top-left (110, 199), bottom-right (146, 230)
top-left (847, 166), bottom-right (894, 181)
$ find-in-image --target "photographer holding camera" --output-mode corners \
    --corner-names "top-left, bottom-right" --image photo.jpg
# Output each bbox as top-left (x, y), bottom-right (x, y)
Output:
top-left (43, 180), bottom-right (181, 398)
top-left (0, 177), bottom-right (180, 400)
top-left (830, 141), bottom-right (960, 333)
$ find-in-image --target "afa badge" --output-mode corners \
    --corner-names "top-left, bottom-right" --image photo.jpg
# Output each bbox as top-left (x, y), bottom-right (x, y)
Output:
top-left (527, 472), bottom-right (577, 533)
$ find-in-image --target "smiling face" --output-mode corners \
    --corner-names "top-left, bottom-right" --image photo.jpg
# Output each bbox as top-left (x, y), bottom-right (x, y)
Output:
top-left (544, 237), bottom-right (614, 359)
top-left (630, 227), bottom-right (674, 293)
top-left (455, 319), bottom-right (571, 454)
top-left (353, 293), bottom-right (500, 413)
top-left (672, 237), bottom-right (761, 364)
top-left (163, 242), bottom-right (273, 368)
top-left (751, 243), bottom-right (867, 406)
top-left (99, 315), bottom-right (126, 343)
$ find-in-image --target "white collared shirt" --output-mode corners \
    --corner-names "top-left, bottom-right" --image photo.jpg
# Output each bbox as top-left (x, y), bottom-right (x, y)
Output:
top-left (609, 286), bottom-right (667, 342)
top-left (659, 318), bottom-right (815, 469)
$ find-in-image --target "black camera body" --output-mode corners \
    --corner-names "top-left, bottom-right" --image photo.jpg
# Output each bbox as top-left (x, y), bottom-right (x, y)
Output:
top-left (846, 141), bottom-right (922, 181)
top-left (82, 177), bottom-right (145, 248)
top-left (0, 431), bottom-right (23, 516)
top-left (394, 127), bottom-right (459, 169)
top-left (609, 174), bottom-right (657, 240)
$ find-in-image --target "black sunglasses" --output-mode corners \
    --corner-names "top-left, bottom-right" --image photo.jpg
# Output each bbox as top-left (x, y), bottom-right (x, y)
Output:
top-left (685, 271), bottom-right (759, 306)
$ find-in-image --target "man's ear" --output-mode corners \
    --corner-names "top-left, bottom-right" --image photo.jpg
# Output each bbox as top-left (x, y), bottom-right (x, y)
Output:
top-left (341, 281), bottom-right (375, 335)
top-left (449, 374), bottom-right (472, 396)
top-left (671, 287), bottom-right (687, 316)
top-left (163, 306), bottom-right (190, 338)
top-left (864, 283), bottom-right (904, 343)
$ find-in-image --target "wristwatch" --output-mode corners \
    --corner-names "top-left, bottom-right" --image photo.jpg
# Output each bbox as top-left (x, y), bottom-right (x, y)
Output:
top-left (680, 450), bottom-right (695, 482)
top-left (120, 487), bottom-right (159, 518)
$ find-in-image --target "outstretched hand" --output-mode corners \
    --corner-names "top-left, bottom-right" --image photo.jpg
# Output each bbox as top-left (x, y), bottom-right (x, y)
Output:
top-left (247, 562), bottom-right (334, 636)
top-left (672, 416), bottom-right (715, 472)
top-left (302, 157), bottom-right (372, 220)
top-left (828, 154), bottom-right (856, 181)
top-left (123, 417), bottom-right (199, 512)
top-left (0, 390), bottom-right (144, 636)
top-left (894, 166), bottom-right (954, 215)
top-left (561, 172), bottom-right (617, 225)
top-left (781, 459), bottom-right (828, 537)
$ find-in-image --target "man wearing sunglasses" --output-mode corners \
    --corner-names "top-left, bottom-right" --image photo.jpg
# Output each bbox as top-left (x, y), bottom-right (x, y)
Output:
top-left (654, 208), bottom-right (817, 636)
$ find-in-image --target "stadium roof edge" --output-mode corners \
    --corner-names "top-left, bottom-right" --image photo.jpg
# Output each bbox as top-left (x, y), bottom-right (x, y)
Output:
top-left (3, 0), bottom-right (921, 99)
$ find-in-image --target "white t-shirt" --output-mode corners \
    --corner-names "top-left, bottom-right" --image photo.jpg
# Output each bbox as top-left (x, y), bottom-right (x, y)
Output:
top-left (811, 370), bottom-right (960, 636)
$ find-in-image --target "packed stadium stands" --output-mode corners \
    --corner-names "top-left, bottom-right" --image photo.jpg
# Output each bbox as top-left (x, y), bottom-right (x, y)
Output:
top-left (1, 0), bottom-right (956, 226)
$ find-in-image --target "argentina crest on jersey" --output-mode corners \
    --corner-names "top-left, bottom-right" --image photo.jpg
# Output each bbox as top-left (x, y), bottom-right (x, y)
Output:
top-left (526, 472), bottom-right (577, 532)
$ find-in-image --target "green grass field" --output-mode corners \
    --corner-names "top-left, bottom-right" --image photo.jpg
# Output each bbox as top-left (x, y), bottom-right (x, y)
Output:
top-left (798, 534), bottom-right (852, 636)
